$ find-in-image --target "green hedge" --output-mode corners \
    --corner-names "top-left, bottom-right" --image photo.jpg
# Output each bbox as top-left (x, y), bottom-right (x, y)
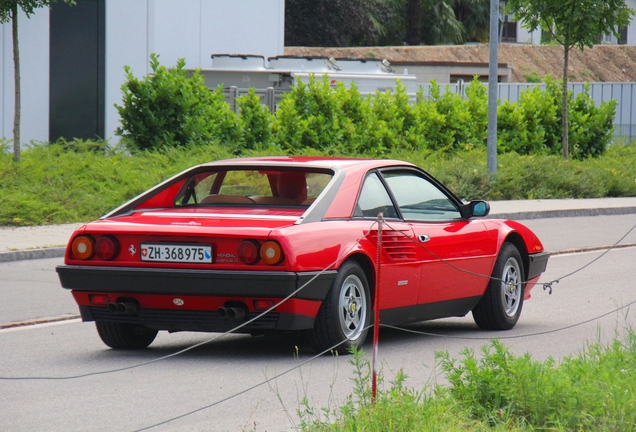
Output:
top-left (115, 57), bottom-right (617, 160)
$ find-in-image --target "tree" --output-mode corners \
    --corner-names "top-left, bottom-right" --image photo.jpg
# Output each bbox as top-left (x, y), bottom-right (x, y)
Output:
top-left (0, 0), bottom-right (74, 162)
top-left (285, 0), bottom-right (388, 47)
top-left (506, 0), bottom-right (633, 159)
top-left (452, 0), bottom-right (490, 42)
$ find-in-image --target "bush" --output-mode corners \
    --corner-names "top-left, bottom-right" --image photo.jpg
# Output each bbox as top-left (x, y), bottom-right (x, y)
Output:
top-left (544, 77), bottom-right (617, 159)
top-left (115, 54), bottom-right (239, 152)
top-left (114, 60), bottom-right (617, 160)
top-left (236, 88), bottom-right (273, 153)
top-left (568, 84), bottom-right (617, 160)
top-left (498, 85), bottom-right (559, 155)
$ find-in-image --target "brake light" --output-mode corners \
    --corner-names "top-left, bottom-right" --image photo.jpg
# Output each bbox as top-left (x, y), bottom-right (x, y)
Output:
top-left (71, 236), bottom-right (94, 260)
top-left (261, 241), bottom-right (284, 265)
top-left (95, 236), bottom-right (119, 260)
top-left (238, 240), bottom-right (260, 265)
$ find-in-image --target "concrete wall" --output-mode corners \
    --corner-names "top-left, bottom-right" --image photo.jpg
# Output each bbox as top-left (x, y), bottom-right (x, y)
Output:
top-left (1, 0), bottom-right (285, 145)
top-left (105, 0), bottom-right (285, 142)
top-left (1, 8), bottom-right (50, 145)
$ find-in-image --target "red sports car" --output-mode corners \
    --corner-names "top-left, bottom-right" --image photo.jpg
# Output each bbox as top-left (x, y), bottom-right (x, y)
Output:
top-left (57, 157), bottom-right (549, 353)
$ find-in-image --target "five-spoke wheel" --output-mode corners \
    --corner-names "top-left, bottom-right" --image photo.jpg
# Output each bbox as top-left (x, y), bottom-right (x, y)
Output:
top-left (473, 243), bottom-right (525, 330)
top-left (309, 261), bottom-right (371, 354)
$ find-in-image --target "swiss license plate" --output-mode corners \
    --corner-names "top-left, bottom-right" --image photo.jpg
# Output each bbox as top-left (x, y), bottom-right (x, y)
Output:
top-left (140, 243), bottom-right (213, 263)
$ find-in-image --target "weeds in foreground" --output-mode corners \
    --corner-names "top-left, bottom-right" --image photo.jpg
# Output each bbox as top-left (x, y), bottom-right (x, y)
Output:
top-left (299, 328), bottom-right (636, 431)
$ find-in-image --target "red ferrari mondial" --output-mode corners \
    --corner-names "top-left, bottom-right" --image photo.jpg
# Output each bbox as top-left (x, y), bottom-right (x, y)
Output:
top-left (57, 157), bottom-right (549, 353)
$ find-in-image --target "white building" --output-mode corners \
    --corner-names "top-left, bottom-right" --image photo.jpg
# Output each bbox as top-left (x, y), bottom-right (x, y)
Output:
top-left (0, 0), bottom-right (285, 145)
top-left (504, 0), bottom-right (636, 45)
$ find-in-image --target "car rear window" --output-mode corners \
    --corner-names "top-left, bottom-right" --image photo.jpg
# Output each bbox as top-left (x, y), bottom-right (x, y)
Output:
top-left (174, 169), bottom-right (332, 207)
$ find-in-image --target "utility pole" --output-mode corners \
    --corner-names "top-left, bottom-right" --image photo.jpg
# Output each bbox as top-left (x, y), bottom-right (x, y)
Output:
top-left (487, 0), bottom-right (499, 174)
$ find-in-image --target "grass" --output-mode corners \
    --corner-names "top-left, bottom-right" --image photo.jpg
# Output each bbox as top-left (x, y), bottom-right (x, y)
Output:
top-left (1, 139), bottom-right (636, 226)
top-left (299, 328), bottom-right (636, 431)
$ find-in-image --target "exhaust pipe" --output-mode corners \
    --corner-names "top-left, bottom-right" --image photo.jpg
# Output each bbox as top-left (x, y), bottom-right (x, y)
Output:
top-left (217, 306), bottom-right (247, 321)
top-left (227, 307), bottom-right (246, 320)
top-left (108, 301), bottom-right (138, 315)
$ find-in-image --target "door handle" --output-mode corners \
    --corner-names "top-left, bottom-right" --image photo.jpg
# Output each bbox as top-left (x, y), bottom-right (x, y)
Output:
top-left (418, 234), bottom-right (430, 243)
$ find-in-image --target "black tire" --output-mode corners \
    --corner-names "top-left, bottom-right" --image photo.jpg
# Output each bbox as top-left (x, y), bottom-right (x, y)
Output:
top-left (473, 243), bottom-right (525, 330)
top-left (95, 321), bottom-right (158, 349)
top-left (309, 261), bottom-right (371, 354)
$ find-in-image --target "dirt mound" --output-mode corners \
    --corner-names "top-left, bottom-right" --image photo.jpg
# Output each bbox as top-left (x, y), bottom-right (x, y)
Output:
top-left (285, 44), bottom-right (636, 82)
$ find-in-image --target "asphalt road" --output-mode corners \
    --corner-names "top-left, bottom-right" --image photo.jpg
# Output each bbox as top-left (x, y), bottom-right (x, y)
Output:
top-left (1, 214), bottom-right (635, 431)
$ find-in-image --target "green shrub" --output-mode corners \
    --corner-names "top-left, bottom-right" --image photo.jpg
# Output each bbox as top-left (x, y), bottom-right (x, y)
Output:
top-left (236, 88), bottom-right (273, 153)
top-left (568, 84), bottom-right (617, 160)
top-left (115, 53), bottom-right (239, 152)
top-left (272, 75), bottom-right (345, 153)
top-left (544, 77), bottom-right (617, 159)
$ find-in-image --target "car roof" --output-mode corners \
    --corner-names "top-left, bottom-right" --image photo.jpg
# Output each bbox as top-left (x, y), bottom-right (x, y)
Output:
top-left (199, 156), bottom-right (416, 170)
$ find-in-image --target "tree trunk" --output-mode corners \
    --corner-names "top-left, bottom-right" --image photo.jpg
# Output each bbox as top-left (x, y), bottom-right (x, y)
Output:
top-left (561, 41), bottom-right (569, 160)
top-left (11, 5), bottom-right (21, 163)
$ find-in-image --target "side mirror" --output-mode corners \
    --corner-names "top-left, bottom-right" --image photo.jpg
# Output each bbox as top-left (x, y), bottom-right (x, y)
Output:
top-left (470, 200), bottom-right (490, 217)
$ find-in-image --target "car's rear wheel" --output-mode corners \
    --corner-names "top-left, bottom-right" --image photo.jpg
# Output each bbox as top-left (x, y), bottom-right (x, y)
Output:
top-left (95, 321), bottom-right (158, 349)
top-left (473, 242), bottom-right (524, 330)
top-left (309, 261), bottom-right (371, 354)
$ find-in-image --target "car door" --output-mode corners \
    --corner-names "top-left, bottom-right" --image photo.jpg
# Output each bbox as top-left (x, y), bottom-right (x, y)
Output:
top-left (354, 172), bottom-right (421, 317)
top-left (379, 169), bottom-right (497, 308)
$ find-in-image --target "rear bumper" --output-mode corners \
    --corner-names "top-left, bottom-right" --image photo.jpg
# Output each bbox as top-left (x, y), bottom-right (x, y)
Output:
top-left (57, 265), bottom-right (336, 301)
top-left (57, 265), bottom-right (335, 332)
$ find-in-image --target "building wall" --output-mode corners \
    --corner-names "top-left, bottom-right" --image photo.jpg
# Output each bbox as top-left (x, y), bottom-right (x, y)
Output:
top-left (628, 0), bottom-right (636, 44)
top-left (1, 0), bottom-right (285, 145)
top-left (515, 0), bottom-right (636, 45)
top-left (1, 8), bottom-right (50, 145)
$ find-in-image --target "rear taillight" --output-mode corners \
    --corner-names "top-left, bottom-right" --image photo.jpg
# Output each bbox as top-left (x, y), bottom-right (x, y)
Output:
top-left (238, 240), bottom-right (260, 265)
top-left (95, 236), bottom-right (119, 260)
top-left (237, 240), bottom-right (284, 265)
top-left (261, 241), bottom-right (284, 265)
top-left (71, 236), bottom-right (94, 260)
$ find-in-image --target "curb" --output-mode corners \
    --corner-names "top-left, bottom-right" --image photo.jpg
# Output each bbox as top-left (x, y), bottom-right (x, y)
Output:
top-left (0, 247), bottom-right (66, 263)
top-left (489, 206), bottom-right (636, 221)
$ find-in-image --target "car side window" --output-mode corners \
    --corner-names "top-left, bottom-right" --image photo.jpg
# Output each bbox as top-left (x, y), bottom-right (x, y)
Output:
top-left (356, 172), bottom-right (398, 218)
top-left (382, 171), bottom-right (462, 221)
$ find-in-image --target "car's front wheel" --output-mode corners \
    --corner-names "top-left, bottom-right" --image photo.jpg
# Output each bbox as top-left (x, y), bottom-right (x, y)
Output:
top-left (473, 242), bottom-right (524, 330)
top-left (309, 261), bottom-right (371, 354)
top-left (95, 321), bottom-right (158, 349)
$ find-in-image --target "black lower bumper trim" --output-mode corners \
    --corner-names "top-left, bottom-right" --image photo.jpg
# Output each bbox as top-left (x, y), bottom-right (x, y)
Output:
top-left (528, 251), bottom-right (550, 280)
top-left (81, 305), bottom-right (315, 332)
top-left (58, 265), bottom-right (336, 301)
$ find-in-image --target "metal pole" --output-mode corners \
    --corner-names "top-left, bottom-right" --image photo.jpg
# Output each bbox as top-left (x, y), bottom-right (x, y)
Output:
top-left (487, 0), bottom-right (499, 174)
top-left (372, 213), bottom-right (383, 403)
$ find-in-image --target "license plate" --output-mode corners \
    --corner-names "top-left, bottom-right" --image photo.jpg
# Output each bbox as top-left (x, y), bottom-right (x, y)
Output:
top-left (140, 243), bottom-right (213, 263)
